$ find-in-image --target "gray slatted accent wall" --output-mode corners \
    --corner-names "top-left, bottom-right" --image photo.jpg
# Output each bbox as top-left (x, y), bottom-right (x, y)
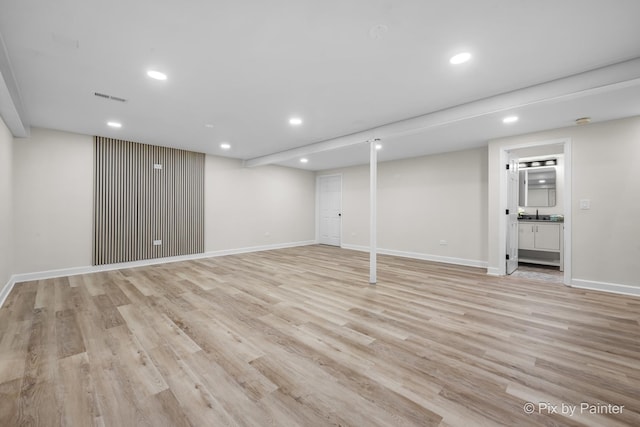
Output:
top-left (93, 137), bottom-right (204, 265)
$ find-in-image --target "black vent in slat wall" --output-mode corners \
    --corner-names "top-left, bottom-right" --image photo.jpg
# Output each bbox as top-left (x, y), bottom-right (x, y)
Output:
top-left (93, 136), bottom-right (205, 265)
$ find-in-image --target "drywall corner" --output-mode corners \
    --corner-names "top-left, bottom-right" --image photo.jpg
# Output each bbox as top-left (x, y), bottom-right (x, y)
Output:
top-left (0, 115), bottom-right (14, 294)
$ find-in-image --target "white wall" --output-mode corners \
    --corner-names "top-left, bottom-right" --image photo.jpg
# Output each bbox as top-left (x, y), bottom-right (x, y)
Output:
top-left (321, 147), bottom-right (488, 266)
top-left (0, 116), bottom-right (13, 288)
top-left (488, 116), bottom-right (640, 290)
top-left (204, 155), bottom-right (315, 252)
top-left (13, 128), bottom-right (94, 274)
top-left (9, 128), bottom-right (316, 277)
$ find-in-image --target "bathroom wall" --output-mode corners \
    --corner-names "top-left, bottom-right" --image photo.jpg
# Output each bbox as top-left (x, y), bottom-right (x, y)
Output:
top-left (516, 149), bottom-right (565, 217)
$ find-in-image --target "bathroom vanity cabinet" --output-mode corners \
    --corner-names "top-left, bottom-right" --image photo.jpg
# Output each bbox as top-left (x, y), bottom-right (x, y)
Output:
top-left (518, 220), bottom-right (564, 270)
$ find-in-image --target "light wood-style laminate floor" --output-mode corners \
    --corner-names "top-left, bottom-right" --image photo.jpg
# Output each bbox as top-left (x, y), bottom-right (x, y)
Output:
top-left (1, 245), bottom-right (639, 426)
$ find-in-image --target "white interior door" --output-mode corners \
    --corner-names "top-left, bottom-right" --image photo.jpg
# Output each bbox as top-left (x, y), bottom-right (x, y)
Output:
top-left (318, 175), bottom-right (342, 246)
top-left (506, 155), bottom-right (519, 274)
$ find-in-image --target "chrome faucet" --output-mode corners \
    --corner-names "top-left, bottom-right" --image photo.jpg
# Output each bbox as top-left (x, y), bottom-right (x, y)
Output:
top-left (536, 209), bottom-right (539, 220)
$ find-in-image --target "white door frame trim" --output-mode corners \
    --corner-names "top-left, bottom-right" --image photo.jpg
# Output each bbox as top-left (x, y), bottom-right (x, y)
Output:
top-left (498, 138), bottom-right (572, 285)
top-left (315, 173), bottom-right (343, 246)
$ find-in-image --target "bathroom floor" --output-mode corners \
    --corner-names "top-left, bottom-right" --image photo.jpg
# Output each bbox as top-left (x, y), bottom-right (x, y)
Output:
top-left (511, 262), bottom-right (564, 283)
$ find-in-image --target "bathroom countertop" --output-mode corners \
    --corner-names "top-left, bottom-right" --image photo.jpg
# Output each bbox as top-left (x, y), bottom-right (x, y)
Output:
top-left (518, 218), bottom-right (564, 223)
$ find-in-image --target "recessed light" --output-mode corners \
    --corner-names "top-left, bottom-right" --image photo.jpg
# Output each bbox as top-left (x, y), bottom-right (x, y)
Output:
top-left (539, 180), bottom-right (546, 183)
top-left (503, 115), bottom-right (519, 124)
top-left (300, 158), bottom-right (308, 163)
top-left (204, 124), bottom-right (214, 128)
top-left (107, 121), bottom-right (122, 128)
top-left (147, 70), bottom-right (167, 81)
top-left (375, 143), bottom-right (382, 150)
top-left (575, 117), bottom-right (591, 125)
top-left (220, 142), bottom-right (231, 150)
top-left (289, 117), bottom-right (303, 126)
top-left (450, 52), bottom-right (471, 65)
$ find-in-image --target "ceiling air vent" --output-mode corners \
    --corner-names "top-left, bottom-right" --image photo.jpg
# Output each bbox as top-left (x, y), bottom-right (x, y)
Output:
top-left (94, 92), bottom-right (127, 103)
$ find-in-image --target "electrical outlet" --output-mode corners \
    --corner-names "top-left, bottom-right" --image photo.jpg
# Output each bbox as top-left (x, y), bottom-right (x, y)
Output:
top-left (153, 163), bottom-right (163, 170)
top-left (153, 239), bottom-right (162, 246)
top-left (579, 199), bottom-right (591, 210)
top-left (439, 240), bottom-right (448, 246)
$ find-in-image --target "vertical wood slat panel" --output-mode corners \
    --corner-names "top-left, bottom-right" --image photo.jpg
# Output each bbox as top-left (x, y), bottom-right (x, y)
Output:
top-left (144, 143), bottom-right (150, 260)
top-left (93, 137), bottom-right (204, 265)
top-left (138, 142), bottom-right (145, 261)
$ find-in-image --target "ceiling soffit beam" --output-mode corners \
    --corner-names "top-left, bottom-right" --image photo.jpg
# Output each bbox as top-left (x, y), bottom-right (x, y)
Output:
top-left (244, 57), bottom-right (640, 168)
top-left (0, 31), bottom-right (29, 138)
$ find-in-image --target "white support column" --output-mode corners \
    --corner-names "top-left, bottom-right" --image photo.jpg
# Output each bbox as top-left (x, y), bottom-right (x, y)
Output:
top-left (369, 139), bottom-right (378, 284)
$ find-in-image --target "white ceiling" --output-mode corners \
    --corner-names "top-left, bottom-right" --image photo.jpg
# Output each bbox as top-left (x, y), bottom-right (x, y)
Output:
top-left (1, 0), bottom-right (640, 170)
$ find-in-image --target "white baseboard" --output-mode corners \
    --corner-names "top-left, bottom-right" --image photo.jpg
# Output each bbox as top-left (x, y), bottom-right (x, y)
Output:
top-left (8, 240), bottom-right (316, 290)
top-left (11, 253), bottom-right (210, 284)
top-left (0, 276), bottom-right (17, 308)
top-left (571, 278), bottom-right (640, 298)
top-left (486, 267), bottom-right (501, 276)
top-left (341, 244), bottom-right (488, 269)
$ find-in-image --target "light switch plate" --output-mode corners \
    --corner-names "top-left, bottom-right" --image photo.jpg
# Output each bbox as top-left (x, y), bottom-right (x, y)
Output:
top-left (579, 199), bottom-right (591, 210)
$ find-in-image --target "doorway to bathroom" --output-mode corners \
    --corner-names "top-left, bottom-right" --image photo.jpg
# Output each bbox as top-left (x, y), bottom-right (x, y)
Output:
top-left (501, 139), bottom-right (572, 285)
